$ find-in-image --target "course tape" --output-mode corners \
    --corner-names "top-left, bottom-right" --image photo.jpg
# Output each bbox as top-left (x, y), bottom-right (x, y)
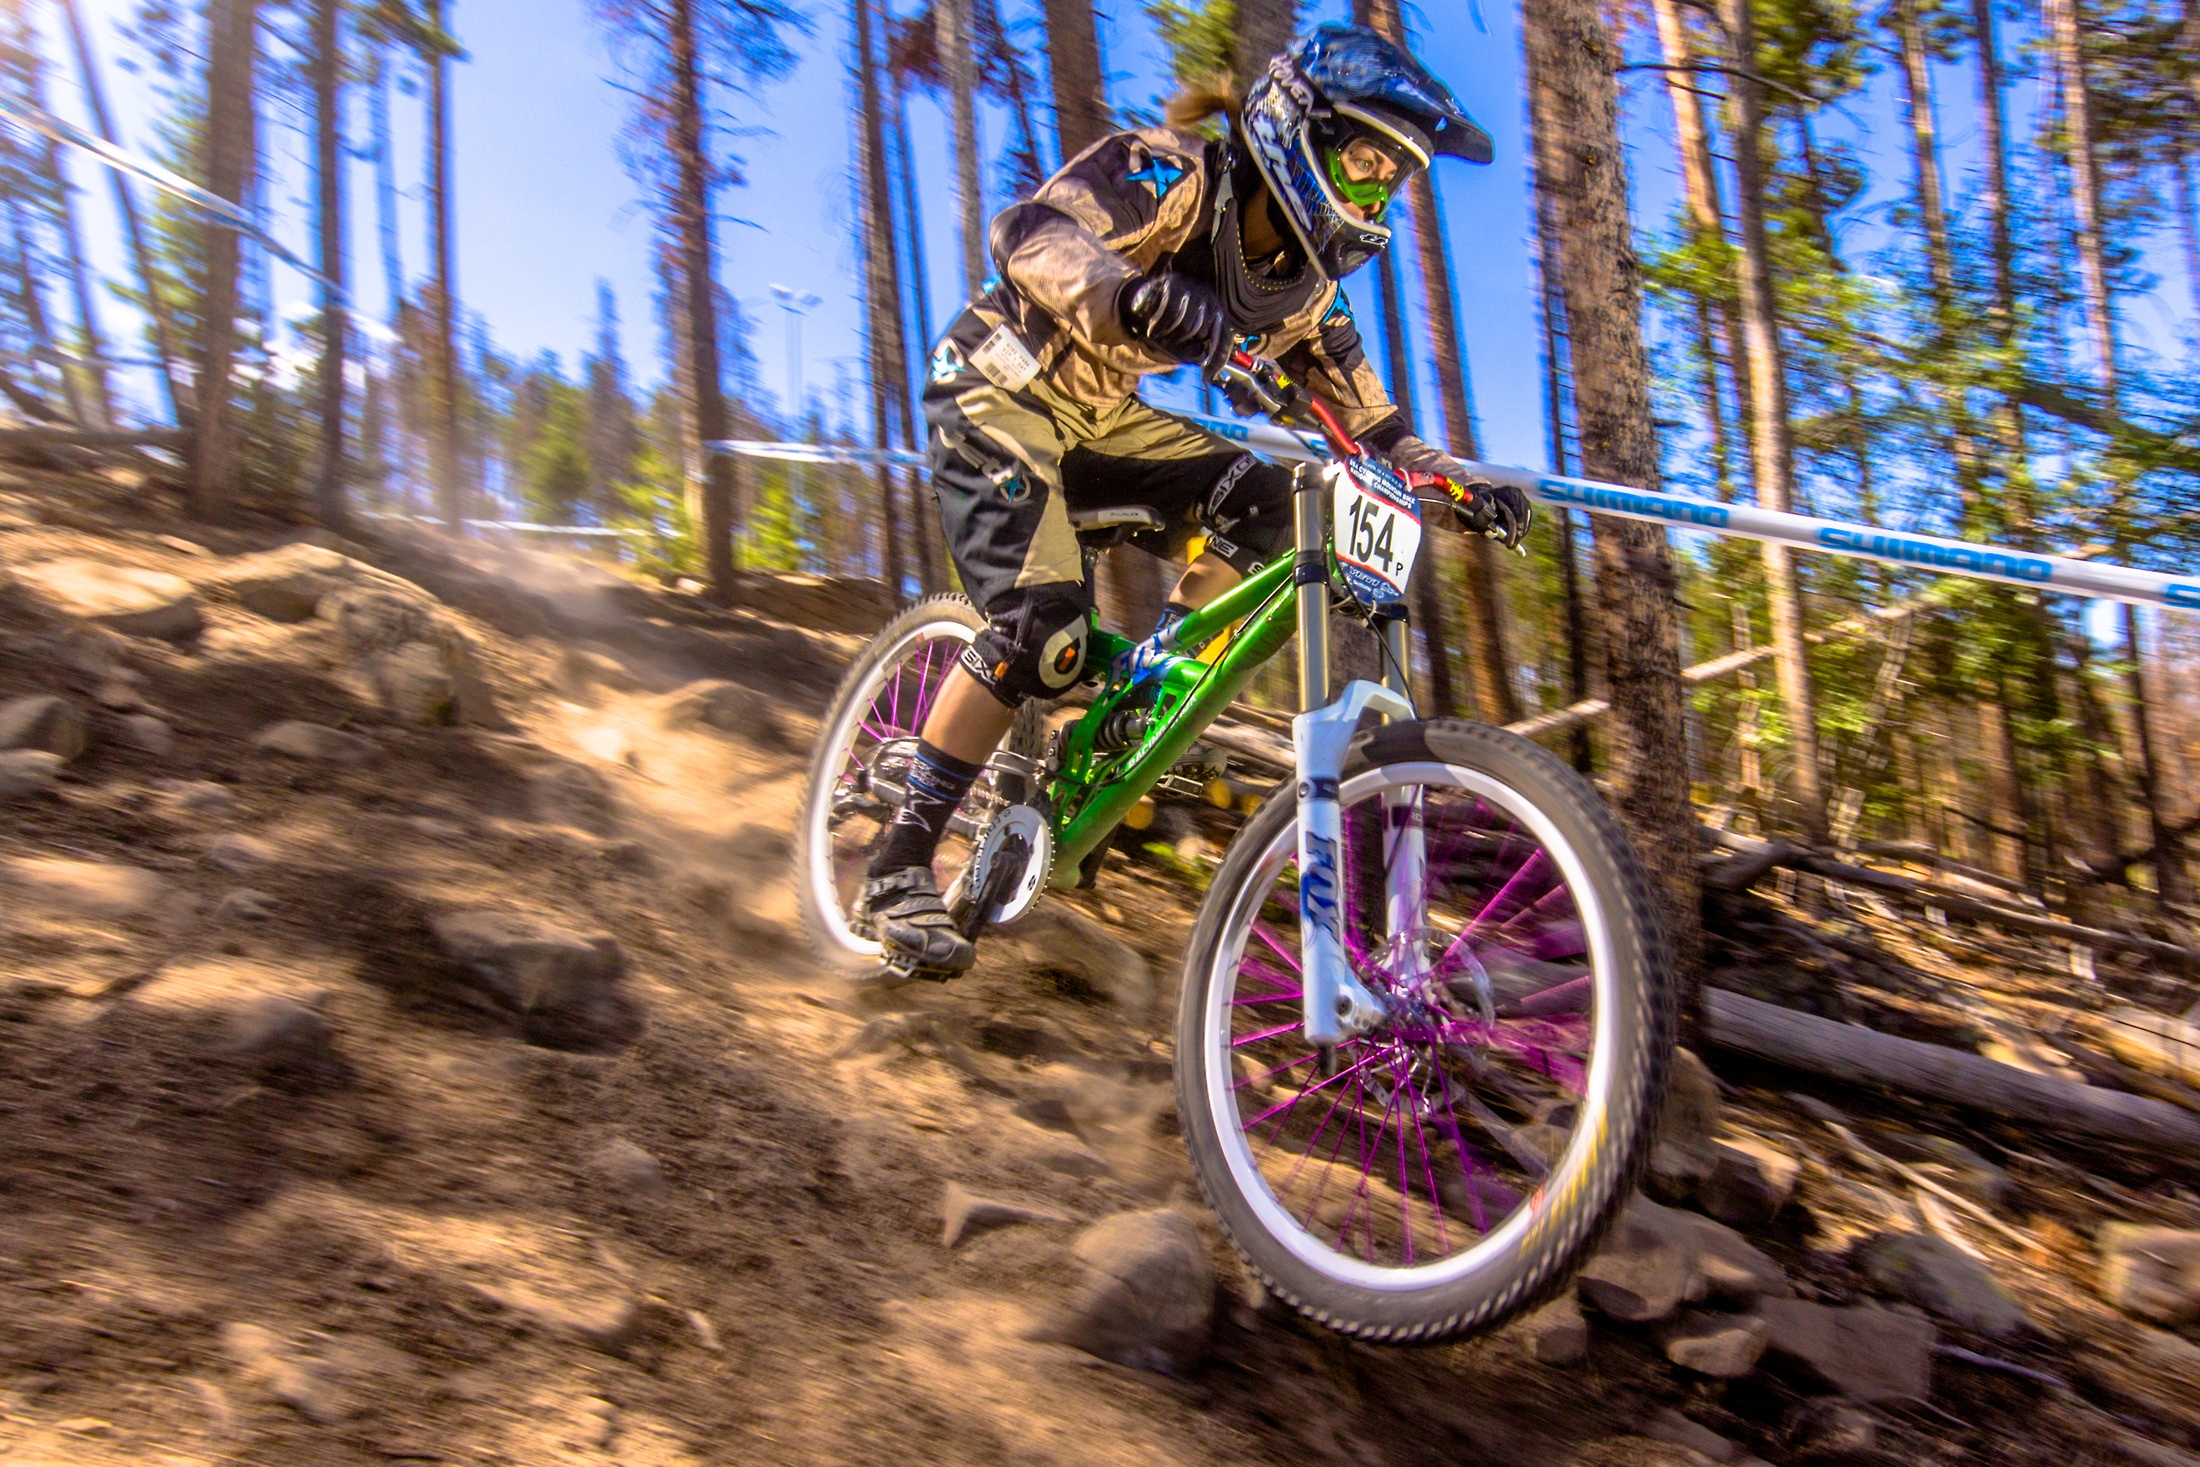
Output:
top-left (719, 417), bottom-right (2197, 612)
top-left (0, 95), bottom-right (340, 295)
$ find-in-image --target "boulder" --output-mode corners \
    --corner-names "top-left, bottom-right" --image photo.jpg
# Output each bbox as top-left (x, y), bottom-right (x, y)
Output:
top-left (1854, 1231), bottom-right (2026, 1338)
top-left (1701, 1137), bottom-right (1800, 1229)
top-left (1755, 1298), bottom-right (1935, 1403)
top-left (0, 749), bottom-right (62, 799)
top-left (372, 642), bottom-right (457, 726)
top-left (207, 831), bottom-right (277, 875)
top-left (163, 779), bottom-right (240, 816)
top-left (1039, 1211), bottom-right (1214, 1374)
top-left (2098, 1224), bottom-right (2200, 1327)
top-left (561, 646), bottom-right (644, 695)
top-left (940, 1181), bottom-right (1071, 1247)
top-left (1514, 1292), bottom-right (1589, 1366)
top-left (16, 559), bottom-right (201, 640)
top-left (1647, 1047), bottom-right (1722, 1203)
top-left (0, 694), bottom-right (87, 761)
top-left (1, 854), bottom-right (169, 918)
top-left (588, 1137), bottom-right (669, 1201)
top-left (202, 543), bottom-right (355, 622)
top-left (427, 908), bottom-right (639, 1048)
top-left (254, 721), bottom-right (374, 765)
top-left (1010, 902), bottom-right (1154, 1011)
top-left (1662, 1309), bottom-right (1771, 1378)
top-left (1577, 1195), bottom-right (1789, 1323)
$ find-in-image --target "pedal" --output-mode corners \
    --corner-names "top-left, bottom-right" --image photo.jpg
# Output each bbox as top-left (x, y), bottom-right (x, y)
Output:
top-left (872, 958), bottom-right (961, 985)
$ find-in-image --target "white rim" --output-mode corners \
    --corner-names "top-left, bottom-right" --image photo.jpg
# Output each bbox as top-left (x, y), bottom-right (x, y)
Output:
top-left (803, 617), bottom-right (979, 959)
top-left (1201, 762), bottom-right (1618, 1292)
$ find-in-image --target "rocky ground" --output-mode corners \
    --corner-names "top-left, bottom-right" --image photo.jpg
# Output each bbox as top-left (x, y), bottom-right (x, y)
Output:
top-left (0, 466), bottom-right (2197, 1467)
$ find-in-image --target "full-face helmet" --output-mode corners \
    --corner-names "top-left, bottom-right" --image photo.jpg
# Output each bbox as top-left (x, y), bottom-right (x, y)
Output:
top-left (1239, 24), bottom-right (1493, 281)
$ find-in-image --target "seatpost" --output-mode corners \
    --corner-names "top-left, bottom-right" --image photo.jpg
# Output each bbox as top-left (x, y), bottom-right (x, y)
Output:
top-left (1293, 464), bottom-right (1330, 714)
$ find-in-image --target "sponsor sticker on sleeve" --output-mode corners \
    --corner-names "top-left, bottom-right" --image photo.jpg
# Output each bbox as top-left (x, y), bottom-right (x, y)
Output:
top-left (969, 325), bottom-right (1041, 391)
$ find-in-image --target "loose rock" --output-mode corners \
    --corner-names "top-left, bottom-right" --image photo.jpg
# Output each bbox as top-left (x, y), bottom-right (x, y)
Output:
top-left (1645, 1409), bottom-right (1748, 1464)
top-left (1702, 1136), bottom-right (1801, 1229)
top-left (2098, 1224), bottom-right (2200, 1327)
top-left (217, 889), bottom-right (278, 922)
top-left (1756, 1298), bottom-right (1935, 1403)
top-left (1038, 1210), bottom-right (1214, 1374)
top-left (165, 779), bottom-right (240, 816)
top-left (655, 679), bottom-right (789, 750)
top-left (225, 996), bottom-right (342, 1079)
top-left (0, 749), bottom-right (62, 798)
top-left (1577, 1196), bottom-right (1789, 1323)
top-left (222, 1322), bottom-right (342, 1424)
top-left (0, 694), bottom-right (87, 761)
top-left (1, 854), bottom-right (169, 918)
top-left (254, 721), bottom-right (374, 765)
top-left (1785, 1401), bottom-right (1879, 1458)
top-left (16, 558), bottom-right (202, 640)
top-left (428, 908), bottom-right (640, 1048)
top-left (1884, 1133), bottom-right (2010, 1211)
top-left (116, 713), bottom-right (174, 757)
top-left (1854, 1230), bottom-right (2026, 1338)
top-left (1662, 1309), bottom-right (1771, 1378)
top-left (589, 1137), bottom-right (669, 1201)
top-left (202, 543), bottom-right (356, 622)
top-left (940, 1181), bottom-right (1070, 1247)
top-left (1010, 902), bottom-right (1153, 1011)
top-left (533, 762), bottom-right (619, 835)
top-left (561, 646), bottom-right (644, 695)
top-left (1514, 1292), bottom-right (1589, 1366)
top-left (208, 831), bottom-right (277, 874)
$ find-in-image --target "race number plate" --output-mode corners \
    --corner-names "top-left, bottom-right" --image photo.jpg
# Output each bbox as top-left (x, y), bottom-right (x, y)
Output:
top-left (1327, 457), bottom-right (1423, 606)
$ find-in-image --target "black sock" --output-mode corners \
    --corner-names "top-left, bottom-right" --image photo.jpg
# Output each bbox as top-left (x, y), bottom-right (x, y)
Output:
top-left (869, 739), bottom-right (985, 877)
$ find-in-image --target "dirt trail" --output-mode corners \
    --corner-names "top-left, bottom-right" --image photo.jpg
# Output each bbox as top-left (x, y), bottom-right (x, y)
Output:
top-left (0, 476), bottom-right (2194, 1467)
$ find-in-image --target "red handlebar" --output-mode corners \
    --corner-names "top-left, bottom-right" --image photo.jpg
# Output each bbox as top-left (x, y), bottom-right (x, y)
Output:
top-left (1223, 349), bottom-right (1361, 459)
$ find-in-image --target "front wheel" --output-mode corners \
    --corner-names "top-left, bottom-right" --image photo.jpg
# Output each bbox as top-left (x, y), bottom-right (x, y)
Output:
top-left (1175, 718), bottom-right (1674, 1342)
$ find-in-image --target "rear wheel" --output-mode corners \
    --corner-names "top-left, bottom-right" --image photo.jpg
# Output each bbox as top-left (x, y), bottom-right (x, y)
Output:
top-left (795, 594), bottom-right (1045, 970)
top-left (1175, 719), bottom-right (1673, 1341)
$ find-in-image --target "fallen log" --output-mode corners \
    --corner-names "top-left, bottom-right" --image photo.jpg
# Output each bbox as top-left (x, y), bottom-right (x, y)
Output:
top-left (1702, 988), bottom-right (2200, 1157)
top-left (0, 427), bottom-right (185, 451)
top-left (1707, 829), bottom-right (2200, 970)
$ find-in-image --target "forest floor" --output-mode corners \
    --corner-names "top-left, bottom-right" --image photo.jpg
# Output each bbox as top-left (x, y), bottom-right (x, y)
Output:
top-left (0, 462), bottom-right (2196, 1467)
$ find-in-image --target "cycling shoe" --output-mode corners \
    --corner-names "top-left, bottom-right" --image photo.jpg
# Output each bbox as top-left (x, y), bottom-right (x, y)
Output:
top-left (858, 865), bottom-right (976, 976)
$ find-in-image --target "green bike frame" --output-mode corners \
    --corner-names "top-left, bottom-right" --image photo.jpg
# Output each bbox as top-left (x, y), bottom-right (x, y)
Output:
top-left (1043, 466), bottom-right (1414, 887)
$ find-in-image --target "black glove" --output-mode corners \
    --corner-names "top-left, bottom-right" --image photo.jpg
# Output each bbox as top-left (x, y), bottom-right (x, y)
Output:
top-left (1219, 362), bottom-right (1307, 424)
top-left (1119, 273), bottom-right (1228, 368)
top-left (1451, 477), bottom-right (1533, 550)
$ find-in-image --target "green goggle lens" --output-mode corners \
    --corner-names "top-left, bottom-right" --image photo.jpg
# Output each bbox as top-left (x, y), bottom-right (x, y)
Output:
top-left (1324, 147), bottom-right (1395, 216)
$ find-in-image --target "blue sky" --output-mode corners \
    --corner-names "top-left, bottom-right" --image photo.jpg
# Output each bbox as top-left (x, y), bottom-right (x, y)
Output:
top-left (32, 0), bottom-right (2200, 490)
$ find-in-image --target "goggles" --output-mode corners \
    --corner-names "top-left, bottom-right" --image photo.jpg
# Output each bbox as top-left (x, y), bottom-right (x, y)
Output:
top-left (1316, 117), bottom-right (1425, 221)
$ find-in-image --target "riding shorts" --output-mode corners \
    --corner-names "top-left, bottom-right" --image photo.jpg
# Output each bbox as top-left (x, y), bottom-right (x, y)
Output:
top-left (923, 305), bottom-right (1296, 705)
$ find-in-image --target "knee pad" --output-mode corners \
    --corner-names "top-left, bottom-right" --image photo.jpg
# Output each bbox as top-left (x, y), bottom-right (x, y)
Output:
top-left (958, 584), bottom-right (1093, 707)
top-left (1201, 456), bottom-right (1296, 572)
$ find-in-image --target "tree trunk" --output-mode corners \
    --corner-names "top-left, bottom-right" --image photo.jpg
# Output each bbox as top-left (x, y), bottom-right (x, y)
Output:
top-left (424, 0), bottom-right (461, 530)
top-left (1233, 0), bottom-right (1297, 96)
top-left (1532, 135), bottom-right (1594, 773)
top-left (853, 0), bottom-right (907, 599)
top-left (2052, 0), bottom-right (2188, 903)
top-left (1716, 0), bottom-right (1827, 843)
top-left (667, 0), bottom-right (739, 595)
top-left (19, 36), bottom-right (109, 427)
top-left (940, 0), bottom-right (986, 299)
top-left (311, 0), bottom-right (348, 532)
top-left (189, 0), bottom-right (260, 519)
top-left (62, 0), bottom-right (183, 427)
top-left (1522, 0), bottom-right (1702, 986)
top-left (1042, 0), bottom-right (1107, 156)
top-left (887, 81), bottom-right (944, 592)
top-left (371, 50), bottom-right (405, 319)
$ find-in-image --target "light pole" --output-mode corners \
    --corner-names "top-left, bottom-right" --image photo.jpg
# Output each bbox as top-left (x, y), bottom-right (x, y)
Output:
top-left (769, 284), bottom-right (823, 438)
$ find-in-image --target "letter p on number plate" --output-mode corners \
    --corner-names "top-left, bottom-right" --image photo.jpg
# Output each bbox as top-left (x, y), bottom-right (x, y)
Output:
top-left (1326, 458), bottom-right (1423, 606)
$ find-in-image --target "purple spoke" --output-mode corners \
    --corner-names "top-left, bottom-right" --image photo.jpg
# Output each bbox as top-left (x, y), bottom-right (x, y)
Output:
top-left (1467, 848), bottom-right (1548, 936)
top-left (1232, 1020), bottom-right (1300, 1049)
top-left (1408, 1077), bottom-right (1451, 1255)
top-left (1251, 921), bottom-right (1302, 974)
top-left (1389, 1054), bottom-right (1417, 1264)
top-left (1294, 1063), bottom-right (1367, 1231)
top-left (1267, 1058), bottom-right (1356, 1198)
top-left (1506, 974), bottom-right (1592, 1017)
top-left (1238, 957), bottom-right (1302, 997)
top-left (1232, 991), bottom-right (1301, 1007)
top-left (1433, 1066), bottom-right (1492, 1234)
top-left (1244, 1044), bottom-right (1392, 1129)
top-left (1237, 1049), bottom-right (1320, 1094)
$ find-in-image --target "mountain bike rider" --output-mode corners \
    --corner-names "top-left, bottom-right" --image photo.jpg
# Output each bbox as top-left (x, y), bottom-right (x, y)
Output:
top-left (860, 23), bottom-right (1535, 975)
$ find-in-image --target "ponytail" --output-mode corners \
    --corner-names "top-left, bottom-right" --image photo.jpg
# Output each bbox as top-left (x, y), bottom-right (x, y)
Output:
top-left (1165, 75), bottom-right (1238, 132)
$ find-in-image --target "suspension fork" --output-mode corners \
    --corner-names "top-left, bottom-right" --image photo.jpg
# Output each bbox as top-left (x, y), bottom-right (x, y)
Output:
top-left (1291, 467), bottom-right (1414, 1048)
